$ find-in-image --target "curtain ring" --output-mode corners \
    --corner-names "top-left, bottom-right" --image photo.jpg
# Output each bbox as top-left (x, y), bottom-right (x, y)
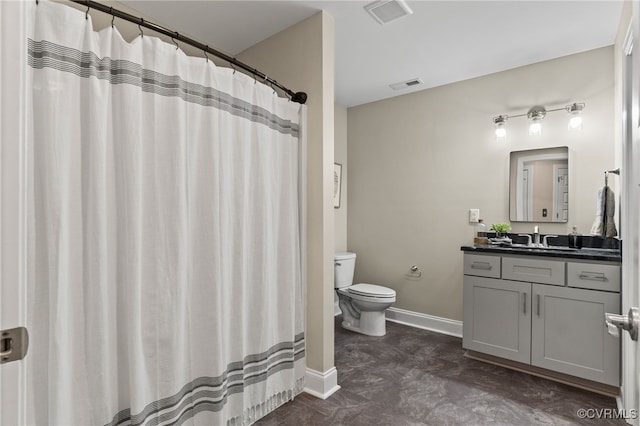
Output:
top-left (204, 46), bottom-right (209, 62)
top-left (110, 8), bottom-right (114, 28)
top-left (229, 61), bottom-right (237, 75)
top-left (85, 4), bottom-right (90, 20)
top-left (172, 33), bottom-right (179, 50)
top-left (138, 18), bottom-right (144, 37)
top-left (35, 0), bottom-right (39, 5)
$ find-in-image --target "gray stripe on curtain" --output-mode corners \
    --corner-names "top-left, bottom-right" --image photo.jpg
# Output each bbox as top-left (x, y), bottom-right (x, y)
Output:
top-left (27, 39), bottom-right (300, 137)
top-left (105, 334), bottom-right (305, 426)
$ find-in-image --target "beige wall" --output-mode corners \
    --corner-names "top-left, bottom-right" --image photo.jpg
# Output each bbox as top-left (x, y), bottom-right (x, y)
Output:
top-left (335, 104), bottom-right (348, 252)
top-left (238, 12), bottom-right (336, 373)
top-left (347, 47), bottom-right (615, 321)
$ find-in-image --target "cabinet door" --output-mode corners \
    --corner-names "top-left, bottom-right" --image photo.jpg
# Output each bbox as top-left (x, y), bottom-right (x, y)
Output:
top-left (531, 284), bottom-right (620, 386)
top-left (463, 276), bottom-right (531, 363)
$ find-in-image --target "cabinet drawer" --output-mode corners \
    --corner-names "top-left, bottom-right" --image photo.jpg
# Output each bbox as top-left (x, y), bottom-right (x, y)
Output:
top-left (464, 254), bottom-right (501, 278)
top-left (567, 262), bottom-right (621, 292)
top-left (502, 257), bottom-right (565, 286)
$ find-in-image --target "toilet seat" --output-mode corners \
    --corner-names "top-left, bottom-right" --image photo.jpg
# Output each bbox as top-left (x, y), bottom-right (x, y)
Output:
top-left (347, 283), bottom-right (395, 299)
top-left (336, 280), bottom-right (396, 337)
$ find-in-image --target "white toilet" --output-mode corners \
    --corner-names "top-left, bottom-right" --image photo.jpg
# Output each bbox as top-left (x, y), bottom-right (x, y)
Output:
top-left (334, 252), bottom-right (396, 336)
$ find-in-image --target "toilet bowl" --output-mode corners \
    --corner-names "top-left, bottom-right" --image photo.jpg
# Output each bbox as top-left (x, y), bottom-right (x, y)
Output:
top-left (335, 252), bottom-right (396, 336)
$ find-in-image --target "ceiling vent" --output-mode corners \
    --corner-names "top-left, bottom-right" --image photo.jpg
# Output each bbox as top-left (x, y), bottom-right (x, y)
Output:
top-left (389, 78), bottom-right (423, 90)
top-left (365, 0), bottom-right (413, 25)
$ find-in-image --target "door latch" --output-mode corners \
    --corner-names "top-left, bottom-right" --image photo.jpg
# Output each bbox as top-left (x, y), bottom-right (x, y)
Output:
top-left (0, 327), bottom-right (29, 364)
top-left (605, 308), bottom-right (640, 341)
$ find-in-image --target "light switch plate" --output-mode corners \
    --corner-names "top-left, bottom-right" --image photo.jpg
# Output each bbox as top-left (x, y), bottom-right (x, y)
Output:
top-left (469, 209), bottom-right (480, 223)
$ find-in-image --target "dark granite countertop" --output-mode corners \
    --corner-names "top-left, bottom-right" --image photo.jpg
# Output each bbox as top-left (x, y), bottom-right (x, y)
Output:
top-left (461, 244), bottom-right (621, 262)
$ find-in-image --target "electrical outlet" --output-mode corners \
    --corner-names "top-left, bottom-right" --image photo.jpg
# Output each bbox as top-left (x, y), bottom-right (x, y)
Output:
top-left (469, 209), bottom-right (480, 223)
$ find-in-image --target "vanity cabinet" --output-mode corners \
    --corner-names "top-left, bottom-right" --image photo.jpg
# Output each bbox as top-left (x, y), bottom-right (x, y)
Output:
top-left (463, 275), bottom-right (531, 363)
top-left (463, 252), bottom-right (621, 387)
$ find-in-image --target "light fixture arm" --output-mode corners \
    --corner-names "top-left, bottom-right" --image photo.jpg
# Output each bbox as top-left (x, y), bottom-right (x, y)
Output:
top-left (566, 102), bottom-right (586, 114)
top-left (493, 115), bottom-right (508, 124)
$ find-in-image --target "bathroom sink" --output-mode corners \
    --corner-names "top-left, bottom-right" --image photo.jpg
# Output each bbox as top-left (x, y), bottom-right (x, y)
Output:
top-left (509, 244), bottom-right (578, 251)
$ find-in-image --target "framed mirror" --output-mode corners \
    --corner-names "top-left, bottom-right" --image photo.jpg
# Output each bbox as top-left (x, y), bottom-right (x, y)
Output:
top-left (509, 147), bottom-right (568, 222)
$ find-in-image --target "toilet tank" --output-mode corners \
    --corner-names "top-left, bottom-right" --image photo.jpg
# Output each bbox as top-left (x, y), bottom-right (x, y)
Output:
top-left (335, 252), bottom-right (356, 289)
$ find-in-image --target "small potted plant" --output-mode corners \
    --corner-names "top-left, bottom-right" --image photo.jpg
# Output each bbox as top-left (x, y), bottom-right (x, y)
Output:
top-left (491, 223), bottom-right (511, 239)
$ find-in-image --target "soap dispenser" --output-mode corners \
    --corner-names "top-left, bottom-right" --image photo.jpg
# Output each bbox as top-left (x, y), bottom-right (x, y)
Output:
top-left (474, 219), bottom-right (488, 245)
top-left (568, 226), bottom-right (583, 249)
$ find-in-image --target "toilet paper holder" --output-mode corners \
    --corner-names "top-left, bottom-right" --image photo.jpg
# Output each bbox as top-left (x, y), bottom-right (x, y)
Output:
top-left (410, 265), bottom-right (422, 278)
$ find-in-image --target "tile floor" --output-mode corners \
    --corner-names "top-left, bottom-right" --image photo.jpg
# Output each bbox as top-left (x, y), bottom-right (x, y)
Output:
top-left (257, 316), bottom-right (627, 425)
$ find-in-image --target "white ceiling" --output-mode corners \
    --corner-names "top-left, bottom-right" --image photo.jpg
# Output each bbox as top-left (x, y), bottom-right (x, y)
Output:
top-left (122, 1), bottom-right (624, 107)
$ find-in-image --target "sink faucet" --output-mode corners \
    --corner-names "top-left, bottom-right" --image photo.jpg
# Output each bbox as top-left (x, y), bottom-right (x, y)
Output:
top-left (533, 226), bottom-right (540, 247)
top-left (517, 233), bottom-right (533, 247)
top-left (543, 235), bottom-right (558, 248)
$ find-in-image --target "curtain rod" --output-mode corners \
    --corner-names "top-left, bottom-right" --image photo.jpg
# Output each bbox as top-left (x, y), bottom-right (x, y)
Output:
top-left (64, 0), bottom-right (308, 104)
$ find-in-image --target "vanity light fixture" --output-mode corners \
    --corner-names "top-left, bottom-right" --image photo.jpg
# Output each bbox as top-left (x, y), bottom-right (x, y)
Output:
top-left (567, 102), bottom-right (585, 131)
top-left (492, 102), bottom-right (585, 138)
top-left (527, 106), bottom-right (546, 136)
top-left (494, 115), bottom-right (507, 139)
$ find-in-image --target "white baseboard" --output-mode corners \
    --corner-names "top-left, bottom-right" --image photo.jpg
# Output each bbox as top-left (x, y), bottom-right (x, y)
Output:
top-left (385, 307), bottom-right (463, 338)
top-left (303, 367), bottom-right (341, 400)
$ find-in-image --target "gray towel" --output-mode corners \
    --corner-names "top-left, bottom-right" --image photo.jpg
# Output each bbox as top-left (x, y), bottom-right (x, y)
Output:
top-left (590, 186), bottom-right (617, 237)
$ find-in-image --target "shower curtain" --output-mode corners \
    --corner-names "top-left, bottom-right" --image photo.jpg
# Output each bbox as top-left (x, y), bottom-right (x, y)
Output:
top-left (24, 1), bottom-right (306, 425)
